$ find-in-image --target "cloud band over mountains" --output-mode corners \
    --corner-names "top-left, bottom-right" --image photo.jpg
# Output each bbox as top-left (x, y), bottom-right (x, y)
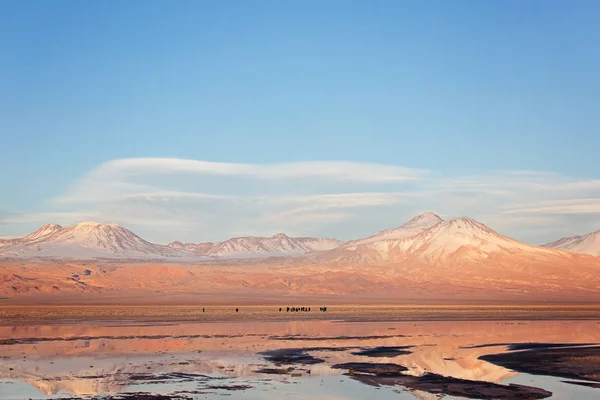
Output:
top-left (2, 157), bottom-right (600, 244)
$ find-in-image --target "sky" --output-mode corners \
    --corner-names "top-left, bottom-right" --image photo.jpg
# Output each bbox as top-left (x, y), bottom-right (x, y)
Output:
top-left (0, 0), bottom-right (599, 245)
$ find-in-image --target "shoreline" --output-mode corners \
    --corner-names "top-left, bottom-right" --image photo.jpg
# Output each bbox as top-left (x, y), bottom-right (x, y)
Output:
top-left (2, 304), bottom-right (600, 325)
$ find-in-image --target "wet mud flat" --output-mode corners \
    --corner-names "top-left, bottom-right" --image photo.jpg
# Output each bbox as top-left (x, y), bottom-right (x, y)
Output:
top-left (256, 341), bottom-right (600, 399)
top-left (480, 343), bottom-right (600, 383)
top-left (60, 390), bottom-right (251, 400)
top-left (259, 347), bottom-right (552, 399)
top-left (0, 333), bottom-right (268, 346)
top-left (260, 346), bottom-right (413, 365)
top-left (24, 370), bottom-right (260, 400)
top-left (4, 320), bottom-right (600, 400)
top-left (333, 362), bottom-right (552, 399)
top-left (60, 394), bottom-right (191, 400)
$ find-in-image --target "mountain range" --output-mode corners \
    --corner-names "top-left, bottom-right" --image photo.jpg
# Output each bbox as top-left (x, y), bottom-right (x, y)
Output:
top-left (543, 230), bottom-right (600, 256)
top-left (1, 212), bottom-right (599, 261)
top-left (168, 234), bottom-right (342, 258)
top-left (0, 222), bottom-right (195, 259)
top-left (1, 212), bottom-right (600, 303)
top-left (314, 215), bottom-right (567, 265)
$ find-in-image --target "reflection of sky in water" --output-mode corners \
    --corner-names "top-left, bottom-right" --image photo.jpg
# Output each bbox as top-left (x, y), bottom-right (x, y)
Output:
top-left (507, 374), bottom-right (599, 400)
top-left (1, 375), bottom-right (464, 400)
top-left (1, 320), bottom-right (600, 399)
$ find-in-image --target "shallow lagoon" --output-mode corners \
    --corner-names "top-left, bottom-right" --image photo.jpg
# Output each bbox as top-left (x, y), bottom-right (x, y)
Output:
top-left (1, 312), bottom-right (600, 399)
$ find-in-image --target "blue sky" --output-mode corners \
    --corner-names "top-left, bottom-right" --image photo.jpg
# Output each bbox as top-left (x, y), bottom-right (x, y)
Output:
top-left (1, 0), bottom-right (599, 244)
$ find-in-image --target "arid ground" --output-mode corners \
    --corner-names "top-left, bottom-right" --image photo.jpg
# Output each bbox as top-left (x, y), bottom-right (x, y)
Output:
top-left (3, 257), bottom-right (600, 305)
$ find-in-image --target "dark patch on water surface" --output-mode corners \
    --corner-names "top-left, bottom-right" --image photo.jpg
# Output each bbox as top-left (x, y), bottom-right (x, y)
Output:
top-left (260, 346), bottom-right (354, 365)
top-left (59, 393), bottom-right (192, 400)
top-left (333, 362), bottom-right (408, 375)
top-left (204, 384), bottom-right (253, 391)
top-left (351, 346), bottom-right (413, 357)
top-left (129, 374), bottom-right (174, 382)
top-left (260, 348), bottom-right (326, 365)
top-left (268, 334), bottom-right (408, 341)
top-left (480, 345), bottom-right (600, 383)
top-left (462, 342), bottom-right (597, 350)
top-left (74, 374), bottom-right (111, 379)
top-left (507, 343), bottom-right (598, 351)
top-left (562, 380), bottom-right (600, 388)
top-left (127, 372), bottom-right (222, 384)
top-left (0, 333), bottom-right (267, 345)
top-left (255, 367), bottom-right (295, 374)
top-left (332, 362), bottom-right (552, 399)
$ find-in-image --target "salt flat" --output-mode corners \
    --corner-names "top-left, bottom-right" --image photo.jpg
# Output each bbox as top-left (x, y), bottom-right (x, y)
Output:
top-left (2, 305), bottom-right (600, 325)
top-left (2, 317), bottom-right (600, 399)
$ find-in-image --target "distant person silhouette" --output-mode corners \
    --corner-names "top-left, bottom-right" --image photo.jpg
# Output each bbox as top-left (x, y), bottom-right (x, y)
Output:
top-left (236, 308), bottom-right (239, 313)
top-left (203, 308), bottom-right (205, 313)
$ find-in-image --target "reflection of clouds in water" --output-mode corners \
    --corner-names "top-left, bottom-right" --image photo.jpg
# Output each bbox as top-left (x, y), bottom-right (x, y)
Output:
top-left (2, 319), bottom-right (600, 398)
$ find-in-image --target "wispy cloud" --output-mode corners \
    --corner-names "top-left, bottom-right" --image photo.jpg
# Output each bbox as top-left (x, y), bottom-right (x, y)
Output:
top-left (3, 157), bottom-right (600, 244)
top-left (1, 211), bottom-right (101, 226)
top-left (107, 158), bottom-right (427, 181)
top-left (503, 198), bottom-right (600, 215)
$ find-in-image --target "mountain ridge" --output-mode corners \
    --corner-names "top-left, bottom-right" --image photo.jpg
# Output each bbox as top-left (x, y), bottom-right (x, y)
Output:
top-left (168, 232), bottom-right (343, 258)
top-left (544, 229), bottom-right (600, 256)
top-left (1, 212), bottom-right (598, 260)
top-left (0, 221), bottom-right (196, 259)
top-left (342, 212), bottom-right (443, 248)
top-left (313, 216), bottom-right (569, 266)
top-left (2, 213), bottom-right (600, 302)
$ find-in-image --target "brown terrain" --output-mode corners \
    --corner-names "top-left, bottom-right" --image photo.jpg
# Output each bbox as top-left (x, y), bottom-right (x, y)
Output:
top-left (1, 254), bottom-right (600, 305)
top-left (1, 213), bottom-right (600, 305)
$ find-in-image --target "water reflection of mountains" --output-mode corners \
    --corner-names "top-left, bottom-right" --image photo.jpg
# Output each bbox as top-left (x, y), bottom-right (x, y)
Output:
top-left (1, 320), bottom-right (600, 398)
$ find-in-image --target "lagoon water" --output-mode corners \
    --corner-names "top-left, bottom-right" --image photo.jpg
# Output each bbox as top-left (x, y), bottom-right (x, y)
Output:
top-left (1, 314), bottom-right (600, 399)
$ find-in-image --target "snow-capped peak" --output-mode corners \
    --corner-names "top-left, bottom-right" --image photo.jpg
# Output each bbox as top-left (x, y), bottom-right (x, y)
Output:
top-left (73, 221), bottom-right (121, 229)
top-left (437, 217), bottom-right (494, 233)
top-left (168, 232), bottom-right (342, 258)
top-left (401, 216), bottom-right (553, 260)
top-left (343, 212), bottom-right (444, 247)
top-left (23, 224), bottom-right (63, 242)
top-left (402, 212), bottom-right (444, 229)
top-left (0, 221), bottom-right (197, 260)
top-left (75, 221), bottom-right (102, 227)
top-left (320, 215), bottom-right (562, 265)
top-left (411, 216), bottom-right (507, 242)
top-left (544, 229), bottom-right (600, 256)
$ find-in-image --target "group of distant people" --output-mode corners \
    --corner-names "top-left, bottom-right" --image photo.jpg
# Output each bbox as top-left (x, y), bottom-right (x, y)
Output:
top-left (285, 306), bottom-right (311, 312)
top-left (199, 306), bottom-right (328, 313)
top-left (277, 306), bottom-right (327, 312)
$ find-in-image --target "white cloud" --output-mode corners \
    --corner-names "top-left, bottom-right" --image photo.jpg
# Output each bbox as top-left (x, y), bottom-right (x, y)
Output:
top-left (503, 198), bottom-right (600, 215)
top-left (3, 158), bottom-right (600, 244)
top-left (1, 211), bottom-right (102, 225)
top-left (107, 158), bottom-right (426, 181)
